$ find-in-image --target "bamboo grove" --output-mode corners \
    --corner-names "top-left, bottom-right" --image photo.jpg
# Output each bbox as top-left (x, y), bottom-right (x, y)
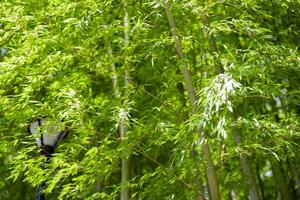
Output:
top-left (0, 0), bottom-right (299, 199)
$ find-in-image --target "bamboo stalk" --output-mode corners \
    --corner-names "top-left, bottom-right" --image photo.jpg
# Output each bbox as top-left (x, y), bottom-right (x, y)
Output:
top-left (202, 10), bottom-right (260, 199)
top-left (272, 160), bottom-right (292, 200)
top-left (200, 14), bottom-right (223, 74)
top-left (107, 42), bottom-right (120, 98)
top-left (107, 42), bottom-right (130, 200)
top-left (164, 1), bottom-right (221, 199)
top-left (120, 1), bottom-right (130, 199)
top-left (233, 133), bottom-right (260, 200)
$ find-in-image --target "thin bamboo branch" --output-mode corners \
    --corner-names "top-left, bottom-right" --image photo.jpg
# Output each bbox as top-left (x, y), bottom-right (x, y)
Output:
top-left (136, 147), bottom-right (207, 200)
top-left (120, 74), bottom-right (186, 120)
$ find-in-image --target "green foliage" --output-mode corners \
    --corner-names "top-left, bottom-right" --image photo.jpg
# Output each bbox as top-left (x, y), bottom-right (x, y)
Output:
top-left (0, 0), bottom-right (299, 199)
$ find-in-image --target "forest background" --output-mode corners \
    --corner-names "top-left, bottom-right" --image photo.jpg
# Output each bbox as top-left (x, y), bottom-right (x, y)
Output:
top-left (0, 0), bottom-right (299, 199)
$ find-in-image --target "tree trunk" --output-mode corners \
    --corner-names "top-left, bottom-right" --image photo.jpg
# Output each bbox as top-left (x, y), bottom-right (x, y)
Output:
top-left (164, 1), bottom-right (221, 199)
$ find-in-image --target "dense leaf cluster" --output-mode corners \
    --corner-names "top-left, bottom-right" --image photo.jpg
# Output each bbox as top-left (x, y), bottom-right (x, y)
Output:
top-left (0, 0), bottom-right (299, 199)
